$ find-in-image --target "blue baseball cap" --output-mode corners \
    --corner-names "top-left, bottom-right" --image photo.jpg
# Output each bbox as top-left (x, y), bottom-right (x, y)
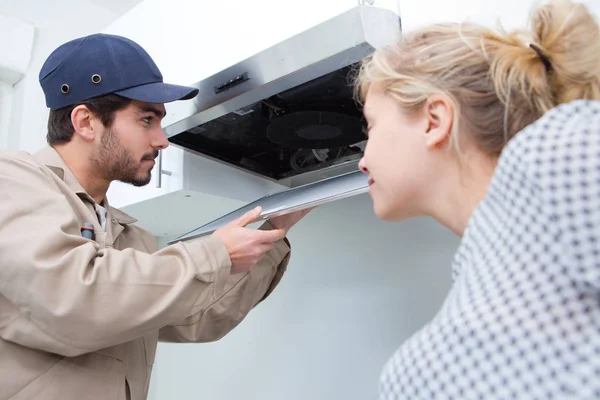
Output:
top-left (39, 33), bottom-right (199, 110)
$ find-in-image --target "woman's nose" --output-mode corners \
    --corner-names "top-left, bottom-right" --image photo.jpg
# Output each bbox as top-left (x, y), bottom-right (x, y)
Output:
top-left (358, 156), bottom-right (368, 174)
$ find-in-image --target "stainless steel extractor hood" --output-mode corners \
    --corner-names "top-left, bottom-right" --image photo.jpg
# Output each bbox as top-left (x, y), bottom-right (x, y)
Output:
top-left (165, 4), bottom-right (402, 243)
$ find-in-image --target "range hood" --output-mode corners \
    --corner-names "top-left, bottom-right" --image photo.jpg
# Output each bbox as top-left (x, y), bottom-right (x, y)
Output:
top-left (164, 4), bottom-right (402, 243)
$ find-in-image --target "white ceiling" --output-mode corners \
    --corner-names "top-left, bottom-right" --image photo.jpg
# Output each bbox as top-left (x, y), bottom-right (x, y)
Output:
top-left (87, 0), bottom-right (143, 16)
top-left (0, 0), bottom-right (143, 29)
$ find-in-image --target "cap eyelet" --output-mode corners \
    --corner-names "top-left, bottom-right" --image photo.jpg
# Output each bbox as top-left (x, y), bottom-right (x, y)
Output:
top-left (61, 84), bottom-right (70, 94)
top-left (91, 74), bottom-right (102, 84)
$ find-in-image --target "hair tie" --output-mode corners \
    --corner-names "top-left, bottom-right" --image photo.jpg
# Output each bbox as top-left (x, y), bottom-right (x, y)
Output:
top-left (529, 43), bottom-right (552, 72)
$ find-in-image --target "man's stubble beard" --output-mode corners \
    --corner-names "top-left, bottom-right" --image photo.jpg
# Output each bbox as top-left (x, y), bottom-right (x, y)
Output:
top-left (90, 127), bottom-right (157, 187)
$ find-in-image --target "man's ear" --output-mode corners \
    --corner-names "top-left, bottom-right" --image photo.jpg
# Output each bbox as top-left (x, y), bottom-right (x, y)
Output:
top-left (423, 94), bottom-right (454, 150)
top-left (70, 105), bottom-right (97, 142)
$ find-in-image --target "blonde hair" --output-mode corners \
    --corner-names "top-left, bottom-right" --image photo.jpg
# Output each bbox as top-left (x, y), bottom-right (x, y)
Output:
top-left (355, 0), bottom-right (600, 157)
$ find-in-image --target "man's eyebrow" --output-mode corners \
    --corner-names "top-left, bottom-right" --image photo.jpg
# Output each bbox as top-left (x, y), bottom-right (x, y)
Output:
top-left (137, 106), bottom-right (166, 119)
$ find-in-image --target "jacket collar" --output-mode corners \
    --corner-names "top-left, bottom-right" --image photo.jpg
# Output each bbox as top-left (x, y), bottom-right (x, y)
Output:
top-left (33, 146), bottom-right (137, 225)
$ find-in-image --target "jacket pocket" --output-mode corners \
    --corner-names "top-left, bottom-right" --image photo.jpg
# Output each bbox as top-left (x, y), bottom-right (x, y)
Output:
top-left (11, 352), bottom-right (126, 400)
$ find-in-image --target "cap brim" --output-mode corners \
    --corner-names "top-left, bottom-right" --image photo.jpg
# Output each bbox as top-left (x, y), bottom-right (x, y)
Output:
top-left (114, 82), bottom-right (199, 104)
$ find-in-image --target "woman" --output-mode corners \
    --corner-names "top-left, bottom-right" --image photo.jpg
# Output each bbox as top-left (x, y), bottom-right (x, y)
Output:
top-left (355, 1), bottom-right (600, 398)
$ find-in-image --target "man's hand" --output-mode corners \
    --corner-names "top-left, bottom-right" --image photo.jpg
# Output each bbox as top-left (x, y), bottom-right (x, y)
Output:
top-left (268, 208), bottom-right (313, 234)
top-left (212, 207), bottom-right (286, 274)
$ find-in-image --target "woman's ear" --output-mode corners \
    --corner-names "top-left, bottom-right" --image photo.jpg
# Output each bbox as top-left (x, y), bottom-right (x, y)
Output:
top-left (70, 105), bottom-right (97, 142)
top-left (423, 94), bottom-right (454, 150)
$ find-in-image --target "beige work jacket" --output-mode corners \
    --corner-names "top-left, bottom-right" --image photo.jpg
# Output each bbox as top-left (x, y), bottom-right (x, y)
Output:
top-left (0, 147), bottom-right (291, 400)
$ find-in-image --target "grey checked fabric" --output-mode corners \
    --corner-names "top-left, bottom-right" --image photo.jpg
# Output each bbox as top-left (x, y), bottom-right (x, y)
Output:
top-left (379, 100), bottom-right (600, 400)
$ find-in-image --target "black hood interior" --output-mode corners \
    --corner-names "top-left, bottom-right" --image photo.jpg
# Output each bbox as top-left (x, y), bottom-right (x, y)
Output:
top-left (168, 63), bottom-right (366, 181)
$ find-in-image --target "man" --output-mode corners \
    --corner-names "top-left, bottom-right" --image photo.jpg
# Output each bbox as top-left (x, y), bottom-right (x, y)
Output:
top-left (0, 33), bottom-right (308, 400)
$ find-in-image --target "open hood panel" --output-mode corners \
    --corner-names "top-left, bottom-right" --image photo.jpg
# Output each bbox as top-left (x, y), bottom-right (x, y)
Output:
top-left (168, 170), bottom-right (369, 243)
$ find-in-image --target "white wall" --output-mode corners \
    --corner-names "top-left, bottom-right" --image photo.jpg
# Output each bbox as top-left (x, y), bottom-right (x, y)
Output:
top-left (152, 194), bottom-right (457, 400)
top-left (398, 0), bottom-right (599, 32)
top-left (0, 0), bottom-right (119, 152)
top-left (0, 82), bottom-right (13, 149)
top-left (0, 14), bottom-right (34, 85)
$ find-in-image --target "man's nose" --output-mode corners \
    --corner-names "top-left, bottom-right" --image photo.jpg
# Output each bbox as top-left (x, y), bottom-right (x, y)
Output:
top-left (152, 130), bottom-right (169, 150)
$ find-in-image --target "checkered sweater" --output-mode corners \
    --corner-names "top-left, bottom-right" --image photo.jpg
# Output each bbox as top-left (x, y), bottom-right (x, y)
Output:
top-left (379, 100), bottom-right (600, 399)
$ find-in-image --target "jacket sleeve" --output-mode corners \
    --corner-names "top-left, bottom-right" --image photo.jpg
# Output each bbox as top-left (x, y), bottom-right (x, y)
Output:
top-left (158, 221), bottom-right (291, 343)
top-left (0, 154), bottom-right (281, 356)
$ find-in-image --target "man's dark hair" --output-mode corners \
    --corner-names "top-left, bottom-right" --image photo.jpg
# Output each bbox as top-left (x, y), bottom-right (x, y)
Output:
top-left (47, 94), bottom-right (132, 145)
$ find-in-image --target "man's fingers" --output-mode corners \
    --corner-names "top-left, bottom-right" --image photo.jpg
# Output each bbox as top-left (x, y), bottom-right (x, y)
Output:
top-left (253, 228), bottom-right (286, 244)
top-left (260, 242), bottom-right (275, 253)
top-left (234, 206), bottom-right (262, 227)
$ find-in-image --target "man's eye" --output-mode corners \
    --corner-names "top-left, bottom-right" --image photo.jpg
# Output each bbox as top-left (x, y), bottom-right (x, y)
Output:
top-left (142, 117), bottom-right (152, 124)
